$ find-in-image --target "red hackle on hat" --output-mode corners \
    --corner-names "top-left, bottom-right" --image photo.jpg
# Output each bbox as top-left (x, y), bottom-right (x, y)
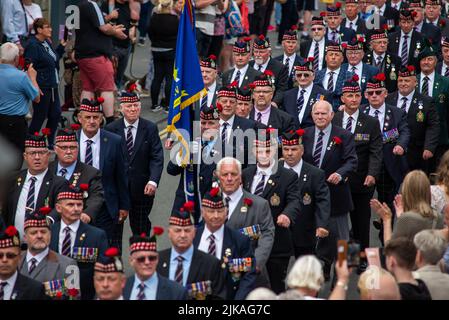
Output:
top-left (5, 226), bottom-right (18, 237)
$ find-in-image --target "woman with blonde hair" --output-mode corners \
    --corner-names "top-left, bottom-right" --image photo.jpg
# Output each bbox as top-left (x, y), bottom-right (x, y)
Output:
top-left (371, 170), bottom-right (444, 243)
top-left (431, 150), bottom-right (449, 217)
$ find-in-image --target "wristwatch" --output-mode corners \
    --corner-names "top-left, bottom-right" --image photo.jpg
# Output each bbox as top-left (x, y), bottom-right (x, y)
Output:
top-left (336, 281), bottom-right (348, 291)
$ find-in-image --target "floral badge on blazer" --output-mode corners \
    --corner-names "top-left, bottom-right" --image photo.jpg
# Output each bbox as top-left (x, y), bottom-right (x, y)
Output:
top-left (241, 198), bottom-right (253, 213)
top-left (327, 136), bottom-right (342, 150)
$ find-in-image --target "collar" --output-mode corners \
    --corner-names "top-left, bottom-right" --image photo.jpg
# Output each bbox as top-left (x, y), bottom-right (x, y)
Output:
top-left (315, 123), bottom-right (332, 135)
top-left (415, 20), bottom-right (424, 30)
top-left (204, 224), bottom-right (224, 243)
top-left (220, 114), bottom-right (235, 128)
top-left (421, 71), bottom-right (435, 83)
top-left (57, 160), bottom-right (77, 173)
top-left (256, 160), bottom-right (276, 176)
top-left (350, 61), bottom-right (363, 71)
top-left (80, 129), bottom-right (101, 145)
top-left (26, 247), bottom-right (49, 264)
top-left (425, 18), bottom-right (438, 25)
top-left (284, 159), bottom-right (303, 174)
top-left (373, 52), bottom-right (385, 61)
top-left (26, 168), bottom-right (48, 183)
top-left (379, 3), bottom-right (386, 12)
top-left (347, 16), bottom-right (358, 24)
top-left (254, 104), bottom-right (272, 115)
top-left (207, 81), bottom-right (217, 92)
top-left (328, 26), bottom-right (340, 33)
top-left (327, 67), bottom-right (340, 75)
top-left (399, 90), bottom-right (415, 102)
top-left (298, 82), bottom-right (313, 93)
top-left (284, 52), bottom-right (296, 61)
top-left (134, 272), bottom-right (158, 289)
top-left (124, 117), bottom-right (140, 129)
top-left (171, 244), bottom-right (194, 262)
top-left (1, 271), bottom-right (18, 287)
top-left (223, 186), bottom-right (243, 203)
top-left (401, 30), bottom-right (412, 38)
top-left (258, 58), bottom-right (270, 70)
top-left (235, 64), bottom-right (249, 74)
top-left (61, 219), bottom-right (81, 234)
top-left (370, 103), bottom-right (386, 113)
top-left (344, 109), bottom-right (359, 120)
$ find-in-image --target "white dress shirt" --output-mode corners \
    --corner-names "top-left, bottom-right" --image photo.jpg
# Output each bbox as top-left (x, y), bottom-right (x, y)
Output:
top-left (349, 62), bottom-right (363, 86)
top-left (123, 118), bottom-right (139, 145)
top-left (391, 1), bottom-right (402, 10)
top-left (26, 247), bottom-right (49, 271)
top-left (369, 103), bottom-right (386, 132)
top-left (345, 17), bottom-right (359, 31)
top-left (307, 38), bottom-right (325, 70)
top-left (223, 187), bottom-right (244, 219)
top-left (283, 159), bottom-right (303, 177)
top-left (343, 109), bottom-right (359, 134)
top-left (377, 3), bottom-right (386, 15)
top-left (327, 27), bottom-right (342, 43)
top-left (420, 71), bottom-right (435, 97)
top-left (232, 64), bottom-right (249, 87)
top-left (253, 58), bottom-right (270, 73)
top-left (220, 115), bottom-right (235, 143)
top-left (15, 169), bottom-right (48, 241)
top-left (79, 129), bottom-right (101, 170)
top-left (251, 162), bottom-right (275, 194)
top-left (0, 271), bottom-right (18, 300)
top-left (297, 83), bottom-right (313, 123)
top-left (283, 52), bottom-right (296, 76)
top-left (397, 90), bottom-right (415, 113)
top-left (399, 30), bottom-right (412, 58)
top-left (313, 124), bottom-right (332, 168)
top-left (425, 18), bottom-right (438, 27)
top-left (323, 67), bottom-right (340, 91)
top-left (59, 220), bottom-right (81, 255)
top-left (198, 225), bottom-right (225, 260)
top-left (206, 81), bottom-right (217, 107)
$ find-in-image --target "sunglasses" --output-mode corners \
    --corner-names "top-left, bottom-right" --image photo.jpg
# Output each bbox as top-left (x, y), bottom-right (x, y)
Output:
top-left (366, 90), bottom-right (384, 96)
top-left (0, 252), bottom-right (18, 260)
top-left (136, 255), bottom-right (158, 263)
top-left (296, 73), bottom-right (311, 78)
top-left (311, 28), bottom-right (324, 32)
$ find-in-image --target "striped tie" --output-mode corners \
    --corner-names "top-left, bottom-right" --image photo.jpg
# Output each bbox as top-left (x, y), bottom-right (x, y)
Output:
top-left (26, 177), bottom-right (37, 212)
top-left (313, 131), bottom-right (325, 167)
top-left (0, 282), bottom-right (7, 300)
top-left (254, 172), bottom-right (266, 196)
top-left (137, 282), bottom-right (146, 300)
top-left (234, 70), bottom-right (241, 86)
top-left (61, 226), bottom-right (72, 256)
top-left (445, 67), bottom-right (449, 77)
top-left (59, 168), bottom-right (68, 179)
top-left (201, 90), bottom-right (208, 110)
top-left (258, 64), bottom-right (263, 72)
top-left (346, 116), bottom-right (353, 132)
top-left (28, 258), bottom-right (37, 274)
top-left (401, 97), bottom-right (408, 112)
top-left (208, 234), bottom-right (216, 256)
top-left (126, 125), bottom-right (134, 157)
top-left (174, 256), bottom-right (184, 285)
top-left (422, 76), bottom-right (430, 96)
top-left (297, 89), bottom-right (306, 116)
top-left (313, 42), bottom-right (319, 71)
top-left (225, 196), bottom-right (231, 210)
top-left (374, 109), bottom-right (380, 119)
top-left (221, 122), bottom-right (228, 148)
top-left (401, 35), bottom-right (409, 66)
top-left (85, 140), bottom-right (93, 166)
top-left (256, 112), bottom-right (262, 123)
top-left (327, 72), bottom-right (334, 92)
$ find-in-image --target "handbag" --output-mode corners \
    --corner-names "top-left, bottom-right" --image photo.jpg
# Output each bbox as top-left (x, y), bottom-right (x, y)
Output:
top-left (224, 1), bottom-right (246, 39)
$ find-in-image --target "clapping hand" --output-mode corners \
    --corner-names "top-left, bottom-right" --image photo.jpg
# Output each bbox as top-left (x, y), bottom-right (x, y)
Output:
top-left (393, 194), bottom-right (403, 218)
top-left (370, 198), bottom-right (392, 221)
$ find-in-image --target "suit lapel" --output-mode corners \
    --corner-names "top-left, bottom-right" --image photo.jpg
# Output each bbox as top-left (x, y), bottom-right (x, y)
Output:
top-left (74, 222), bottom-right (87, 248)
top-left (36, 171), bottom-right (52, 207)
top-left (243, 166), bottom-right (257, 191)
top-left (10, 171), bottom-right (27, 222)
top-left (261, 169), bottom-right (281, 198)
top-left (334, 111), bottom-right (344, 127)
top-left (229, 194), bottom-right (245, 221)
top-left (186, 249), bottom-right (200, 284)
top-left (221, 228), bottom-right (233, 258)
top-left (354, 112), bottom-right (366, 135)
top-left (321, 126), bottom-right (336, 166)
top-left (50, 222), bottom-right (61, 252)
top-left (297, 162), bottom-right (310, 192)
top-left (131, 120), bottom-right (145, 163)
top-left (99, 130), bottom-right (107, 171)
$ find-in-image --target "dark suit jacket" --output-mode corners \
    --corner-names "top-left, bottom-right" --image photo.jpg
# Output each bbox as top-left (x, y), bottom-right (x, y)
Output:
top-left (361, 104), bottom-right (410, 187)
top-left (388, 30), bottom-right (424, 70)
top-left (287, 160), bottom-right (331, 248)
top-left (9, 272), bottom-right (48, 300)
top-left (386, 91), bottom-right (440, 169)
top-left (249, 106), bottom-right (296, 133)
top-left (325, 26), bottom-right (356, 44)
top-left (78, 129), bottom-right (130, 220)
top-left (221, 66), bottom-right (262, 89)
top-left (343, 62), bottom-right (380, 104)
top-left (302, 125), bottom-right (358, 216)
top-left (274, 53), bottom-right (302, 89)
top-left (382, 5), bottom-right (400, 29)
top-left (363, 51), bottom-right (401, 93)
top-left (2, 169), bottom-right (68, 226)
top-left (193, 225), bottom-right (256, 300)
top-left (157, 247), bottom-right (226, 300)
top-left (105, 117), bottom-right (164, 201)
top-left (281, 85), bottom-right (332, 128)
top-left (48, 160), bottom-right (104, 222)
top-left (299, 39), bottom-right (328, 71)
top-left (421, 23), bottom-right (442, 55)
top-left (340, 18), bottom-right (368, 36)
top-left (123, 273), bottom-right (188, 300)
top-left (333, 111), bottom-right (383, 194)
top-left (249, 58), bottom-right (289, 105)
top-left (242, 164), bottom-right (300, 257)
top-left (314, 66), bottom-right (353, 111)
top-left (50, 220), bottom-right (108, 300)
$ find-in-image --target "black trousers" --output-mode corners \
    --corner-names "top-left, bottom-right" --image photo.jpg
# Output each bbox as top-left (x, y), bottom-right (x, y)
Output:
top-left (95, 211), bottom-right (124, 254)
top-left (129, 197), bottom-right (154, 236)
top-left (0, 114), bottom-right (27, 170)
top-left (261, 0), bottom-right (276, 36)
top-left (350, 191), bottom-right (374, 251)
top-left (294, 246), bottom-right (315, 259)
top-left (266, 256), bottom-right (290, 294)
top-left (151, 50), bottom-right (174, 107)
top-left (407, 145), bottom-right (431, 174)
top-left (278, 0), bottom-right (299, 44)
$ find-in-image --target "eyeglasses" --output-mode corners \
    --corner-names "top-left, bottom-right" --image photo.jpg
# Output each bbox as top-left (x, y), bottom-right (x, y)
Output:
top-left (55, 145), bottom-right (78, 151)
top-left (25, 150), bottom-right (49, 157)
top-left (136, 255), bottom-right (158, 263)
top-left (311, 28), bottom-right (324, 32)
top-left (295, 73), bottom-right (311, 78)
top-left (366, 90), bottom-right (384, 96)
top-left (253, 90), bottom-right (273, 94)
top-left (0, 252), bottom-right (18, 260)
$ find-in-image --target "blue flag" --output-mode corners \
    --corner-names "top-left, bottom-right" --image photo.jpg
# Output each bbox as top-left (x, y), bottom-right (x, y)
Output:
top-left (167, 0), bottom-right (206, 218)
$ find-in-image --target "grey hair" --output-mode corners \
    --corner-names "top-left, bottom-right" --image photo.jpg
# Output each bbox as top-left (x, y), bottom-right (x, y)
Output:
top-left (246, 288), bottom-right (277, 300)
top-left (216, 157), bottom-right (242, 176)
top-left (0, 42), bottom-right (19, 63)
top-left (286, 255), bottom-right (324, 292)
top-left (414, 229), bottom-right (448, 265)
top-left (311, 100), bottom-right (333, 114)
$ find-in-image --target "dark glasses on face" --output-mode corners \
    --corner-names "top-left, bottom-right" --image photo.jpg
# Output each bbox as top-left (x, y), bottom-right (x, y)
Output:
top-left (136, 255), bottom-right (158, 263)
top-left (0, 252), bottom-right (18, 260)
top-left (367, 90), bottom-right (383, 96)
top-left (311, 28), bottom-right (324, 32)
top-left (296, 73), bottom-right (311, 78)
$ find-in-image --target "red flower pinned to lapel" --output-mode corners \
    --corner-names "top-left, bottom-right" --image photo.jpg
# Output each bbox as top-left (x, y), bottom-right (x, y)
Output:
top-left (332, 136), bottom-right (342, 145)
top-left (440, 19), bottom-right (446, 27)
top-left (243, 198), bottom-right (253, 207)
top-left (67, 288), bottom-right (79, 299)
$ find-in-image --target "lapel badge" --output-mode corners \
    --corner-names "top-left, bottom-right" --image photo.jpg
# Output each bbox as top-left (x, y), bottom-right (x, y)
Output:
top-left (303, 193), bottom-right (312, 205)
top-left (79, 233), bottom-right (86, 242)
top-left (268, 179), bottom-right (273, 185)
top-left (270, 193), bottom-right (281, 207)
top-left (163, 262), bottom-right (167, 268)
top-left (390, 70), bottom-right (396, 80)
top-left (245, 76), bottom-right (248, 80)
top-left (241, 206), bottom-right (248, 213)
top-left (46, 181), bottom-right (50, 185)
top-left (439, 94), bottom-right (445, 104)
top-left (303, 174), bottom-right (307, 182)
top-left (17, 177), bottom-right (22, 186)
top-left (357, 121), bottom-right (362, 127)
top-left (416, 110), bottom-right (425, 122)
top-left (384, 122), bottom-right (389, 128)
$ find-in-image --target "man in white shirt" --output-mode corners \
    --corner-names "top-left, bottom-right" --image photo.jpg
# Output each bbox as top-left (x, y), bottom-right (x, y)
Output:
top-left (93, 247), bottom-right (126, 300)
top-left (275, 26), bottom-right (300, 88)
top-left (300, 16), bottom-right (326, 72)
top-left (439, 37), bottom-right (449, 76)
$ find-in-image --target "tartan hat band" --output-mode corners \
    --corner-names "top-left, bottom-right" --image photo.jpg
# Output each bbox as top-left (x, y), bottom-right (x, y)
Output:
top-left (25, 141), bottom-right (48, 148)
top-left (80, 105), bottom-right (102, 113)
top-left (57, 192), bottom-right (84, 201)
top-left (236, 94), bottom-right (252, 101)
top-left (281, 138), bottom-right (302, 146)
top-left (24, 219), bottom-right (50, 229)
top-left (130, 242), bottom-right (157, 253)
top-left (55, 135), bottom-right (77, 143)
top-left (169, 216), bottom-right (194, 226)
top-left (120, 96), bottom-right (140, 103)
top-left (201, 199), bottom-right (225, 209)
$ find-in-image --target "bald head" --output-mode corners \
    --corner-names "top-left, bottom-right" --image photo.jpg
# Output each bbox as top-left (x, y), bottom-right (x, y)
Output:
top-left (311, 100), bottom-right (334, 130)
top-left (358, 267), bottom-right (401, 300)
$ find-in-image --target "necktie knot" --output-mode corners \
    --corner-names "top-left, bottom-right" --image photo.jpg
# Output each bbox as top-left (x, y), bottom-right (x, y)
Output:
top-left (257, 112), bottom-right (262, 122)
top-left (138, 282), bottom-right (145, 290)
top-left (403, 34), bottom-right (408, 39)
top-left (319, 130), bottom-right (325, 137)
top-left (402, 97), bottom-right (408, 101)
top-left (64, 226), bottom-right (71, 233)
top-left (424, 76), bottom-right (429, 81)
top-left (374, 109), bottom-right (380, 116)
top-left (30, 176), bottom-right (37, 183)
top-left (208, 234), bottom-right (216, 241)
top-left (127, 125), bottom-right (133, 131)
top-left (86, 139), bottom-right (93, 146)
top-left (351, 66), bottom-right (357, 72)
top-left (329, 71), bottom-right (334, 75)
top-left (285, 57), bottom-right (290, 65)
top-left (59, 168), bottom-right (67, 176)
top-left (176, 255), bottom-right (184, 262)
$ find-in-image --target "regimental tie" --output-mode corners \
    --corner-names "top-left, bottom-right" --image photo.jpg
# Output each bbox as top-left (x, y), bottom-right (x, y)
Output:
top-left (137, 282), bottom-right (146, 300)
top-left (313, 42), bottom-right (319, 71)
top-left (346, 116), bottom-right (353, 132)
top-left (208, 234), bottom-right (216, 256)
top-left (234, 70), bottom-right (241, 86)
top-left (201, 89), bottom-right (208, 110)
top-left (445, 67), bottom-right (449, 77)
top-left (61, 226), bottom-right (72, 256)
top-left (313, 131), bottom-right (325, 167)
top-left (284, 57), bottom-right (290, 68)
top-left (297, 89), bottom-right (306, 116)
top-left (221, 122), bottom-right (229, 156)
top-left (422, 76), bottom-right (430, 96)
top-left (254, 172), bottom-right (266, 196)
top-left (401, 97), bottom-right (408, 112)
top-left (28, 258), bottom-right (37, 274)
top-left (225, 196), bottom-right (231, 211)
top-left (126, 125), bottom-right (134, 157)
top-left (374, 109), bottom-right (380, 120)
top-left (349, 21), bottom-right (354, 30)
top-left (85, 139), bottom-right (93, 166)
top-left (258, 64), bottom-right (263, 72)
top-left (174, 256), bottom-right (184, 285)
top-left (0, 282), bottom-right (7, 300)
top-left (256, 112), bottom-right (262, 123)
top-left (376, 56), bottom-right (383, 68)
top-left (401, 35), bottom-right (409, 66)
top-left (327, 71), bottom-right (334, 92)
top-left (59, 168), bottom-right (67, 179)
top-left (26, 176), bottom-right (37, 213)
top-left (331, 30), bottom-right (337, 42)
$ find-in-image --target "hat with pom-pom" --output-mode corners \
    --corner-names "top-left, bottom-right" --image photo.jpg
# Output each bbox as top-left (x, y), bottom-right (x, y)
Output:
top-left (129, 226), bottom-right (164, 253)
top-left (367, 73), bottom-right (387, 89)
top-left (24, 206), bottom-right (52, 229)
top-left (201, 187), bottom-right (225, 209)
top-left (94, 247), bottom-right (124, 273)
top-left (200, 55), bottom-right (218, 70)
top-left (342, 75), bottom-right (361, 93)
top-left (282, 25), bottom-right (298, 41)
top-left (281, 129), bottom-right (305, 146)
top-left (169, 201), bottom-right (195, 226)
top-left (233, 37), bottom-right (251, 53)
top-left (0, 226), bottom-right (20, 248)
top-left (253, 35), bottom-right (271, 49)
top-left (80, 97), bottom-right (103, 113)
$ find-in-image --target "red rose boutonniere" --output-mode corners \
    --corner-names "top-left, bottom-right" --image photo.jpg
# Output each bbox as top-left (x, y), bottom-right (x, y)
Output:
top-left (328, 136), bottom-right (342, 150)
top-left (242, 198), bottom-right (253, 213)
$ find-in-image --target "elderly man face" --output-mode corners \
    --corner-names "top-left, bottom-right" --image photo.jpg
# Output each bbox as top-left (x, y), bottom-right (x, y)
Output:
top-left (252, 86), bottom-right (274, 111)
top-left (282, 144), bottom-right (304, 168)
top-left (202, 206), bottom-right (227, 233)
top-left (253, 48), bottom-right (271, 65)
top-left (94, 271), bottom-right (126, 300)
top-left (0, 246), bottom-right (20, 280)
top-left (168, 225), bottom-right (196, 254)
top-left (310, 25), bottom-right (326, 42)
top-left (201, 66), bottom-right (217, 87)
top-left (325, 51), bottom-right (344, 70)
top-left (24, 148), bottom-right (50, 175)
top-left (56, 199), bottom-right (83, 225)
top-left (312, 101), bottom-right (334, 130)
top-left (54, 141), bottom-right (79, 167)
top-left (365, 88), bottom-right (387, 108)
top-left (217, 160), bottom-right (242, 195)
top-left (233, 52), bottom-right (251, 68)
top-left (129, 251), bottom-right (159, 281)
top-left (236, 100), bottom-right (252, 118)
top-left (341, 92), bottom-right (362, 112)
top-left (78, 111), bottom-right (102, 137)
top-left (397, 76), bottom-right (417, 96)
top-left (24, 227), bottom-right (51, 254)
